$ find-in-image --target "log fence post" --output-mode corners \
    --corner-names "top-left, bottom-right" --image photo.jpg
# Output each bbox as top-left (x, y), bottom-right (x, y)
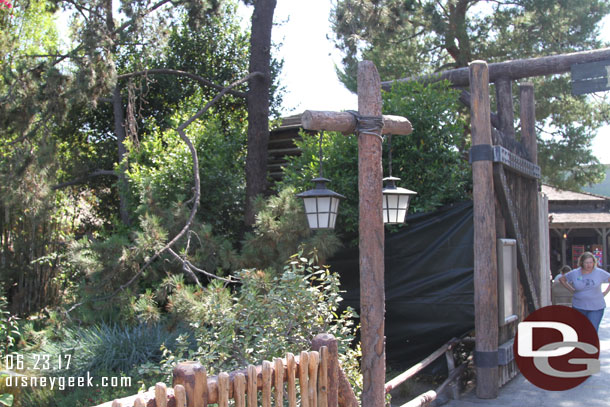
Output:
top-left (173, 361), bottom-right (208, 407)
top-left (469, 60), bottom-right (499, 399)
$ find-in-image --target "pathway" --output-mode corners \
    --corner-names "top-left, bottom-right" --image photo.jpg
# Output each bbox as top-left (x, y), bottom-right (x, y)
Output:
top-left (444, 293), bottom-right (610, 407)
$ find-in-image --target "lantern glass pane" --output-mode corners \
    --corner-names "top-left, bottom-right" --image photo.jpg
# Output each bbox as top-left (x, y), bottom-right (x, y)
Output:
top-left (318, 197), bottom-right (331, 212)
top-left (396, 209), bottom-right (407, 223)
top-left (398, 195), bottom-right (410, 210)
top-left (331, 197), bottom-right (340, 213)
top-left (329, 213), bottom-right (337, 228)
top-left (388, 194), bottom-right (399, 210)
top-left (303, 197), bottom-right (317, 214)
top-left (307, 214), bottom-right (318, 229)
top-left (383, 208), bottom-right (388, 223)
top-left (318, 212), bottom-right (329, 228)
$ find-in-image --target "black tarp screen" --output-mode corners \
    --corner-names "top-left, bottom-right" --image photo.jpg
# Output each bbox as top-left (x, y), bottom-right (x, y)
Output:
top-left (329, 201), bottom-right (475, 368)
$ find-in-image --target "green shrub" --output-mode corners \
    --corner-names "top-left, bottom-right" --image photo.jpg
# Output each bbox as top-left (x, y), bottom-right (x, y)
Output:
top-left (0, 292), bottom-right (20, 357)
top-left (134, 253), bottom-right (362, 396)
top-left (240, 188), bottom-right (342, 272)
top-left (30, 323), bottom-right (179, 376)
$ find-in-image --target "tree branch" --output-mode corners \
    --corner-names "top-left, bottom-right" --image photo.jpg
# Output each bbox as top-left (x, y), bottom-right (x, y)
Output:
top-left (51, 169), bottom-right (117, 190)
top-left (52, 0), bottom-right (173, 68)
top-left (118, 69), bottom-right (248, 98)
top-left (168, 247), bottom-right (237, 284)
top-left (65, 72), bottom-right (261, 313)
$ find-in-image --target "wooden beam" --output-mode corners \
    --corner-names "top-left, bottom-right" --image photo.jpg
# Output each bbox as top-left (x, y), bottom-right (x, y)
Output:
top-left (469, 61), bottom-right (499, 399)
top-left (518, 81), bottom-right (541, 304)
top-left (357, 60), bottom-right (386, 407)
top-left (493, 164), bottom-right (540, 311)
top-left (595, 228), bottom-right (609, 268)
top-left (459, 91), bottom-right (501, 130)
top-left (602, 228), bottom-right (608, 269)
top-left (384, 338), bottom-right (458, 393)
top-left (381, 48), bottom-right (610, 90)
top-left (550, 223), bottom-right (610, 229)
top-left (301, 110), bottom-right (412, 135)
top-left (495, 78), bottom-right (515, 139)
top-left (519, 83), bottom-right (538, 166)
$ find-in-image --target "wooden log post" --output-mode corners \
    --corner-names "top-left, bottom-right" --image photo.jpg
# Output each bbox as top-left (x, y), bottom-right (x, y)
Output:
top-left (357, 60), bottom-right (386, 407)
top-left (274, 357), bottom-right (284, 407)
top-left (155, 383), bottom-right (168, 407)
top-left (312, 334), bottom-right (339, 407)
top-left (173, 362), bottom-right (208, 407)
top-left (519, 83), bottom-right (537, 166)
top-left (469, 61), bottom-right (499, 399)
top-left (520, 82), bottom-right (542, 306)
top-left (286, 353), bottom-right (297, 407)
top-left (175, 385), bottom-right (187, 407)
top-left (495, 78), bottom-right (515, 139)
top-left (301, 62), bottom-right (412, 407)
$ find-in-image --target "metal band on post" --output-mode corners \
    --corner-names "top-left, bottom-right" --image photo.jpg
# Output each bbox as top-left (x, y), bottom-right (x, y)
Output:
top-left (474, 350), bottom-right (499, 368)
top-left (469, 144), bottom-right (494, 163)
top-left (347, 110), bottom-right (384, 141)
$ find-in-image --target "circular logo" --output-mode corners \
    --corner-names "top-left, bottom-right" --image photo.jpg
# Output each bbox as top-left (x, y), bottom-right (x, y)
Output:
top-left (514, 305), bottom-right (600, 391)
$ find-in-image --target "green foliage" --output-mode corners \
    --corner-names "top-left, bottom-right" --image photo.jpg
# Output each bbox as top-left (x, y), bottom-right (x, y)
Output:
top-left (538, 124), bottom-right (606, 190)
top-left (382, 80), bottom-right (472, 210)
top-left (0, 292), bottom-right (20, 357)
top-left (332, 0), bottom-right (610, 84)
top-left (240, 188), bottom-right (342, 271)
top-left (280, 80), bottom-right (471, 238)
top-left (135, 254), bottom-right (362, 395)
top-left (30, 323), bottom-right (179, 376)
top-left (125, 114), bottom-right (248, 240)
top-left (0, 393), bottom-right (13, 407)
top-left (331, 0), bottom-right (610, 190)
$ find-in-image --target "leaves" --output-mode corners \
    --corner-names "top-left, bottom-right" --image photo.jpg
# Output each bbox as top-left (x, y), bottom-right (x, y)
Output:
top-left (331, 0), bottom-right (610, 189)
top-left (0, 394), bottom-right (13, 407)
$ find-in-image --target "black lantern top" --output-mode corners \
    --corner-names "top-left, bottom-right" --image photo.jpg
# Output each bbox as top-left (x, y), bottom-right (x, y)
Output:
top-left (296, 177), bottom-right (346, 199)
top-left (382, 176), bottom-right (417, 196)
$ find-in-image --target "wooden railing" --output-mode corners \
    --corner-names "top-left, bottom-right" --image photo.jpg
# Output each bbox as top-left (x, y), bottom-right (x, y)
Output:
top-left (94, 334), bottom-right (358, 407)
top-left (384, 338), bottom-right (467, 407)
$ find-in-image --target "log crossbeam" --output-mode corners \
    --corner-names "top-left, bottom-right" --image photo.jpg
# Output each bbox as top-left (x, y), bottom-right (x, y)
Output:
top-left (302, 110), bottom-right (412, 136)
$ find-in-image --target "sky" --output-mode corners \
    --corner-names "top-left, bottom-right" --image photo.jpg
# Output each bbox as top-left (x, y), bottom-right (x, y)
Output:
top-left (237, 3), bottom-right (610, 165)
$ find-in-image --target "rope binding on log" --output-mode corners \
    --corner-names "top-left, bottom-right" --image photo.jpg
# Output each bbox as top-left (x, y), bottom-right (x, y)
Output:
top-left (346, 110), bottom-right (384, 141)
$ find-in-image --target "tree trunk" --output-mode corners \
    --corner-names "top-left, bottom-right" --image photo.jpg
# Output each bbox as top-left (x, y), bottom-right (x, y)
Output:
top-left (112, 85), bottom-right (131, 226)
top-left (244, 0), bottom-right (276, 226)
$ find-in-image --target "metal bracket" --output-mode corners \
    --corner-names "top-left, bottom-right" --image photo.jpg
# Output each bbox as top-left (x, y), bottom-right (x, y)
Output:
top-left (469, 144), bottom-right (541, 179)
top-left (469, 144), bottom-right (493, 163)
top-left (474, 350), bottom-right (498, 368)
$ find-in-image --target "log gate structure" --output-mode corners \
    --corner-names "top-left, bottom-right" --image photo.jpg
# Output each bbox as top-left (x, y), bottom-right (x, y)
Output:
top-left (379, 48), bottom-right (610, 398)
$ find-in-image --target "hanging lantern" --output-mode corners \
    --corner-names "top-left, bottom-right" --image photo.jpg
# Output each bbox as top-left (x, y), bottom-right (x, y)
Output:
top-left (297, 133), bottom-right (345, 230)
top-left (382, 176), bottom-right (417, 224)
top-left (297, 177), bottom-right (345, 230)
top-left (382, 135), bottom-right (417, 224)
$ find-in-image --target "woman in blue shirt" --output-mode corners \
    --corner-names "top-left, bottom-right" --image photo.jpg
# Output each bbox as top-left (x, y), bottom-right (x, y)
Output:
top-left (560, 252), bottom-right (610, 332)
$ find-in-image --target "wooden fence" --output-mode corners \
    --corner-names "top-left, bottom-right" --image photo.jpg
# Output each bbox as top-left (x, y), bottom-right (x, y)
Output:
top-left (94, 334), bottom-right (358, 407)
top-left (384, 338), bottom-right (467, 407)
